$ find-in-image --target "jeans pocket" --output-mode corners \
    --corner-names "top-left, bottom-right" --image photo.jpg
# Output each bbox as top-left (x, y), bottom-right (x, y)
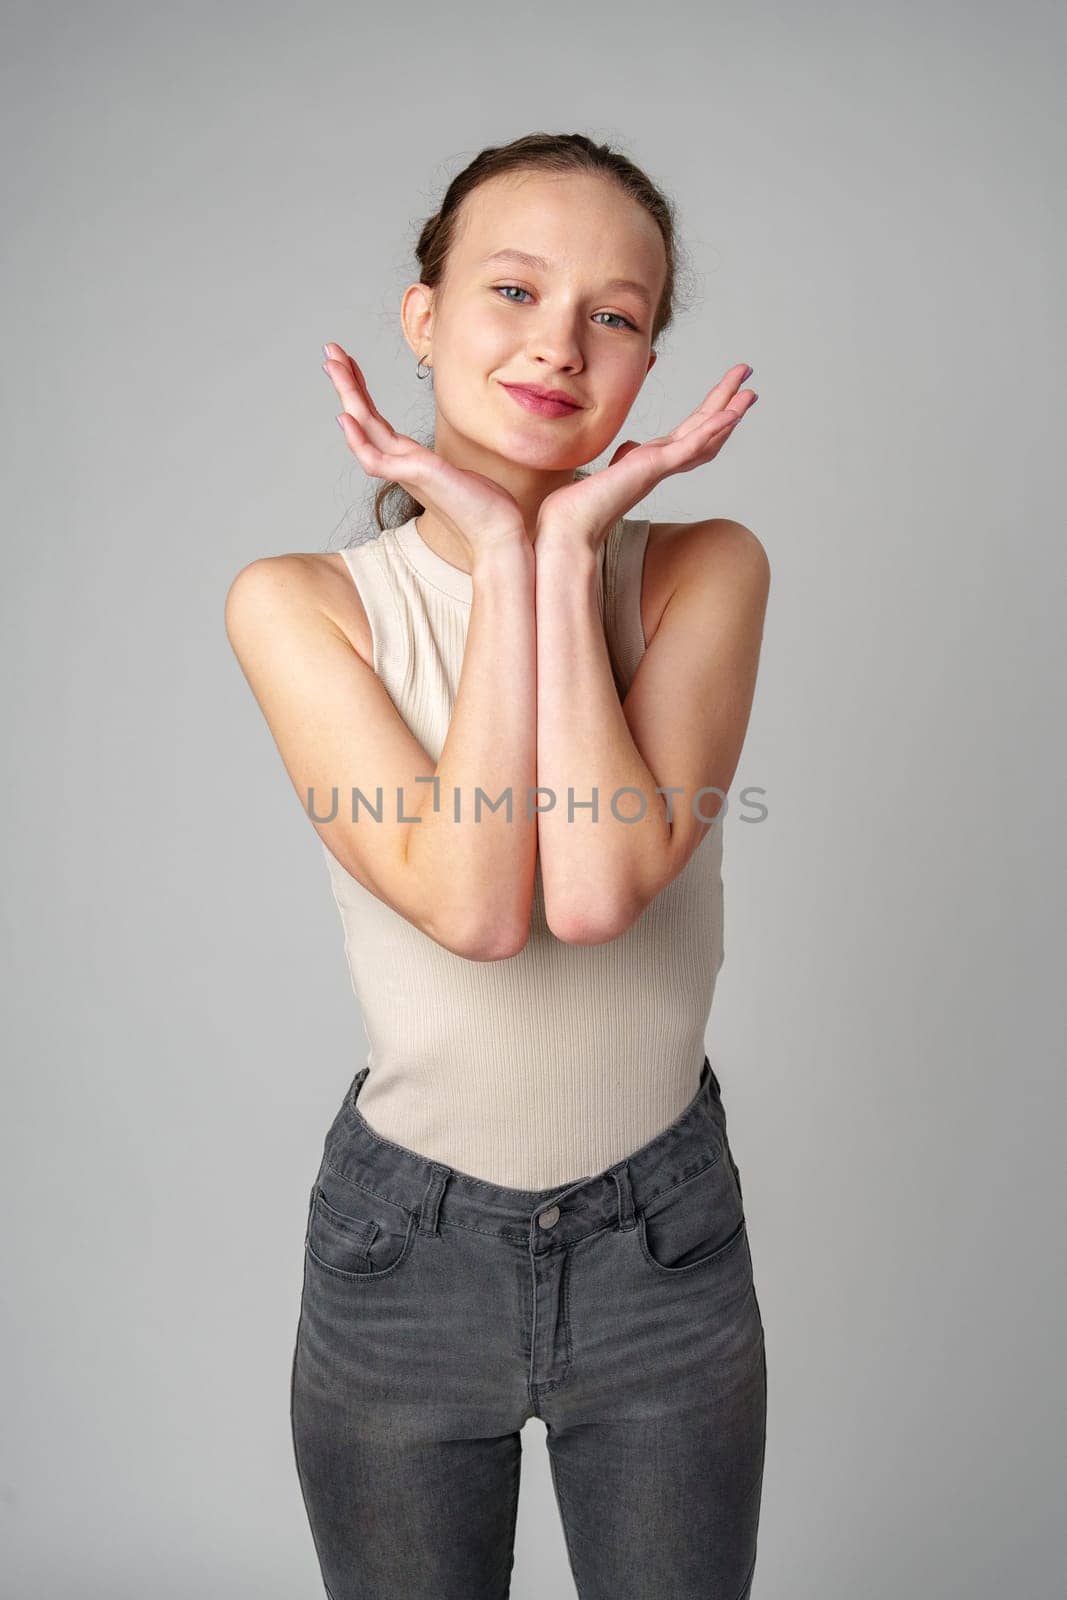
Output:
top-left (636, 1152), bottom-right (746, 1276)
top-left (305, 1163), bottom-right (417, 1281)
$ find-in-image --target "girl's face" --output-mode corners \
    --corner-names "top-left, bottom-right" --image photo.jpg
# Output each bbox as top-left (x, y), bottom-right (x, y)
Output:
top-left (403, 171), bottom-right (665, 481)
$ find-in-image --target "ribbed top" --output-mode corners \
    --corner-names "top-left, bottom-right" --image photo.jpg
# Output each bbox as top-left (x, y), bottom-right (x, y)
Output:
top-left (321, 515), bottom-right (725, 1188)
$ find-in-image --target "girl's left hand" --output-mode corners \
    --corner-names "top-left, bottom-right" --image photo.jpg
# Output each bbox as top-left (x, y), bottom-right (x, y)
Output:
top-left (536, 363), bottom-right (758, 549)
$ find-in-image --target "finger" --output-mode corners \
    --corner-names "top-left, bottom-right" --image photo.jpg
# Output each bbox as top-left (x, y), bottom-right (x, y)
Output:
top-left (702, 363), bottom-right (753, 412)
top-left (324, 344), bottom-right (387, 421)
top-left (323, 344), bottom-right (382, 422)
top-left (717, 388), bottom-right (758, 425)
top-left (682, 389), bottom-right (759, 456)
top-left (334, 401), bottom-right (433, 502)
top-left (326, 364), bottom-right (424, 479)
top-left (652, 408), bottom-right (741, 467)
top-left (323, 344), bottom-right (397, 451)
top-left (335, 410), bottom-right (392, 478)
top-left (648, 402), bottom-right (750, 477)
top-left (697, 400), bottom-right (751, 447)
top-left (668, 365), bottom-right (754, 443)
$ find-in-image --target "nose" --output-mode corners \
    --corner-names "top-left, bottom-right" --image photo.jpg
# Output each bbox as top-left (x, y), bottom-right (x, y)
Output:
top-left (526, 319), bottom-right (583, 374)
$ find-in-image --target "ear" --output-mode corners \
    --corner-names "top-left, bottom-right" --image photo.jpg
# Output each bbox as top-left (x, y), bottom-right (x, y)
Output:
top-left (400, 282), bottom-right (436, 361)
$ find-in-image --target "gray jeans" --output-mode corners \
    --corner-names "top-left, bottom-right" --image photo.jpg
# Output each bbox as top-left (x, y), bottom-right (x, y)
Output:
top-left (290, 1057), bottom-right (767, 1599)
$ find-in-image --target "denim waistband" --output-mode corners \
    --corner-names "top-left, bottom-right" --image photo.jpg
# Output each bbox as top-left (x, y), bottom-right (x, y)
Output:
top-left (320, 1056), bottom-right (730, 1255)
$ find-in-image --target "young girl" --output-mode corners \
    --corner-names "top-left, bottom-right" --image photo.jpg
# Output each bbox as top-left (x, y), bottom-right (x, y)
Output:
top-left (226, 131), bottom-right (770, 1600)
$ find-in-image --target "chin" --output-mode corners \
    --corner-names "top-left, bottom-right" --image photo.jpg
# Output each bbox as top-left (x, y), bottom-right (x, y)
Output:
top-left (462, 418), bottom-right (578, 471)
top-left (499, 439), bottom-right (590, 474)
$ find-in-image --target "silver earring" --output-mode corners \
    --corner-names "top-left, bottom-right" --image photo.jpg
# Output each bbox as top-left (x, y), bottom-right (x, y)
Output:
top-left (416, 354), bottom-right (432, 380)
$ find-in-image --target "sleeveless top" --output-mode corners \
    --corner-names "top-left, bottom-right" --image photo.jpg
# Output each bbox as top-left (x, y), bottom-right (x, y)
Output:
top-left (320, 515), bottom-right (725, 1189)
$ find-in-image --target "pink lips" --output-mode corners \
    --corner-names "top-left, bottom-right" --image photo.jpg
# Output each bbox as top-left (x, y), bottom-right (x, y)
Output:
top-left (501, 385), bottom-right (581, 419)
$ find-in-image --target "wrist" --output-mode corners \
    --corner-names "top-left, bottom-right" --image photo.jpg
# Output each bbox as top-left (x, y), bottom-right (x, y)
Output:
top-left (471, 532), bottom-right (534, 583)
top-left (534, 515), bottom-right (605, 559)
top-left (533, 525), bottom-right (599, 570)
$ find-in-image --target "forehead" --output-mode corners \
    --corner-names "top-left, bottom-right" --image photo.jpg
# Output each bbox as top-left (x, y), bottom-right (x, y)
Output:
top-left (454, 171), bottom-right (664, 290)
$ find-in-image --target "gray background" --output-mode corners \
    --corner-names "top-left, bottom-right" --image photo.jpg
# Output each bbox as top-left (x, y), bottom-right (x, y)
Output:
top-left (2, 1), bottom-right (1063, 1594)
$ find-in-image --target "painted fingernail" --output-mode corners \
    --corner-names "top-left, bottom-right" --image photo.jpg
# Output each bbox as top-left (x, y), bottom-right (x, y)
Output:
top-left (742, 366), bottom-right (753, 381)
top-left (323, 344), bottom-right (331, 361)
top-left (335, 414), bottom-right (345, 430)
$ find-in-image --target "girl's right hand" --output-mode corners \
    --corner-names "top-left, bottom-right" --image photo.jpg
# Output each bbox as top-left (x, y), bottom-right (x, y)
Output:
top-left (323, 343), bottom-right (528, 564)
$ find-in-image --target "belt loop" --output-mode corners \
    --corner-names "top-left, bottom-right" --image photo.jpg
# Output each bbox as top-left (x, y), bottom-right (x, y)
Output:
top-left (417, 1165), bottom-right (450, 1235)
top-left (349, 1066), bottom-right (370, 1110)
top-left (610, 1160), bottom-right (637, 1233)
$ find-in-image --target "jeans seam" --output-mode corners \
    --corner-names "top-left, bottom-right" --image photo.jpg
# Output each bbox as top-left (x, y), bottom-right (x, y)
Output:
top-left (321, 1154), bottom-right (417, 1218)
top-left (290, 1273), bottom-right (336, 1597)
top-left (636, 1210), bottom-right (748, 1277)
top-left (499, 1439), bottom-right (522, 1600)
top-left (731, 1546), bottom-right (759, 1600)
top-left (547, 1443), bottom-right (586, 1600)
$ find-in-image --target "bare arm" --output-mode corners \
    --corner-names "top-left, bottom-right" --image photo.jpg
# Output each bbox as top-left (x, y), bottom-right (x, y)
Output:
top-left (535, 519), bottom-right (770, 944)
top-left (224, 536), bottom-right (537, 961)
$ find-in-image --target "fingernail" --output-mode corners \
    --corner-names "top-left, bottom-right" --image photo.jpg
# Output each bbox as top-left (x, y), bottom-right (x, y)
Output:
top-left (742, 366), bottom-right (753, 381)
top-left (323, 344), bottom-right (331, 361)
top-left (335, 414), bottom-right (345, 430)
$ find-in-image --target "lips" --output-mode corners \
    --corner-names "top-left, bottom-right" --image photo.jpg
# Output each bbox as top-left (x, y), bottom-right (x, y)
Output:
top-left (508, 384), bottom-right (581, 404)
top-left (502, 384), bottom-right (583, 419)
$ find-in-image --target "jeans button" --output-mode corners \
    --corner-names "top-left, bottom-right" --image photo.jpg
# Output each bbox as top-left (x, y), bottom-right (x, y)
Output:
top-left (537, 1204), bottom-right (560, 1229)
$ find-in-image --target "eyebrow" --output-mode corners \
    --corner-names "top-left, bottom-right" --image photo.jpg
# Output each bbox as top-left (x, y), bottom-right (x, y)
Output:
top-left (479, 248), bottom-right (653, 310)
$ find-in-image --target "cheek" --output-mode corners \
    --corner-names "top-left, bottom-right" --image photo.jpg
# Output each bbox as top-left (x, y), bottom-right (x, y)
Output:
top-left (613, 349), bottom-right (652, 398)
top-left (589, 375), bottom-right (644, 435)
top-left (441, 312), bottom-right (510, 366)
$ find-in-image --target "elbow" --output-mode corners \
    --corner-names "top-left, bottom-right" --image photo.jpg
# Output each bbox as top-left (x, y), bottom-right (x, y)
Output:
top-left (469, 925), bottom-right (531, 962)
top-left (547, 896), bottom-right (637, 947)
top-left (438, 913), bottom-right (531, 963)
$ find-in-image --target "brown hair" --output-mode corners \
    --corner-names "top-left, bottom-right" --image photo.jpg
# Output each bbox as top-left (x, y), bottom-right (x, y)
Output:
top-left (361, 131), bottom-right (692, 538)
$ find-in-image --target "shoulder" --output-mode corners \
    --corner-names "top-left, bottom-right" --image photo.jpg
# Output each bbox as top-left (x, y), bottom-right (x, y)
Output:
top-left (224, 548), bottom-right (374, 667)
top-left (642, 518), bottom-right (770, 645)
top-left (648, 516), bottom-right (770, 585)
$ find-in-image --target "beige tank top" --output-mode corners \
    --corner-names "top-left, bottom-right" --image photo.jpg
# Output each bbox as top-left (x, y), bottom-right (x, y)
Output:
top-left (320, 514), bottom-right (725, 1188)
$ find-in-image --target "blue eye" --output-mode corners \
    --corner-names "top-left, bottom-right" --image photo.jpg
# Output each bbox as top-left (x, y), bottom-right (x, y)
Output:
top-left (492, 285), bottom-right (638, 331)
